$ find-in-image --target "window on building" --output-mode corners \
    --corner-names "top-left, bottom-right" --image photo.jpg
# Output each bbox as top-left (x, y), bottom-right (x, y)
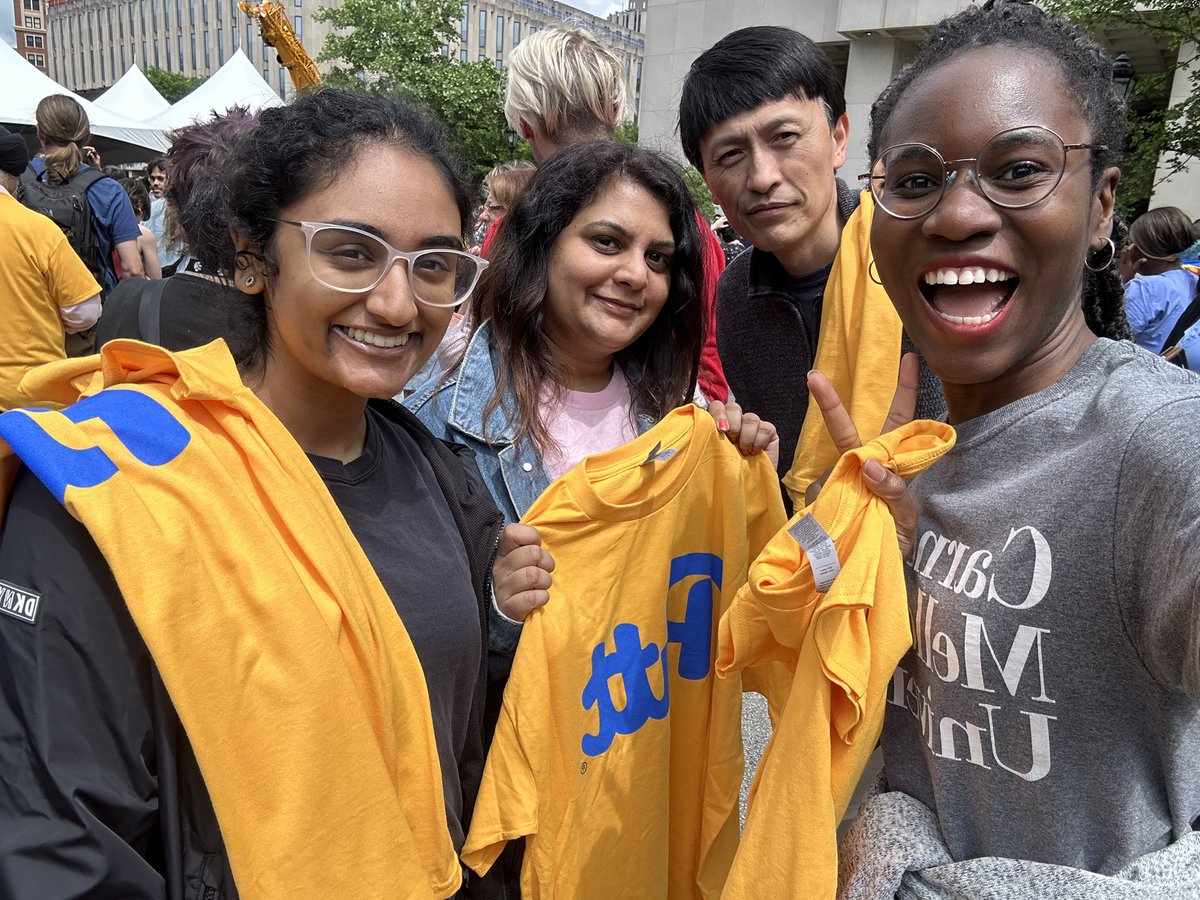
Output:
top-left (161, 0), bottom-right (167, 30)
top-left (232, 24), bottom-right (238, 49)
top-left (204, 30), bottom-right (210, 66)
top-left (141, 39), bottom-right (147, 66)
top-left (189, 0), bottom-right (195, 26)
top-left (460, 48), bottom-right (467, 62)
top-left (216, 0), bottom-right (222, 22)
top-left (246, 25), bottom-right (252, 52)
top-left (513, 20), bottom-right (520, 46)
top-left (232, 0), bottom-right (238, 18)
top-left (218, 41), bottom-right (225, 64)
top-left (496, 15), bottom-right (503, 51)
top-left (165, 41), bottom-right (171, 67)
top-left (441, 44), bottom-right (448, 56)
top-left (478, 52), bottom-right (485, 61)
top-left (140, 0), bottom-right (146, 30)
top-left (495, 58), bottom-right (502, 69)
top-left (263, 66), bottom-right (269, 83)
top-left (151, 0), bottom-right (157, 30)
top-left (178, 35), bottom-right (183, 66)
top-left (202, 0), bottom-right (208, 24)
top-left (109, 45), bottom-right (115, 74)
top-left (22, 0), bottom-right (40, 10)
top-left (262, 43), bottom-right (269, 62)
top-left (23, 22), bottom-right (32, 34)
top-left (293, 15), bottom-right (301, 37)
top-left (478, 10), bottom-right (486, 48)
top-left (636, 61), bottom-right (642, 93)
top-left (191, 33), bottom-right (197, 67)
top-left (28, 52), bottom-right (44, 67)
top-left (24, 35), bottom-right (33, 47)
top-left (89, 49), bottom-right (95, 82)
top-left (459, 3), bottom-right (467, 41)
top-left (279, 67), bottom-right (287, 98)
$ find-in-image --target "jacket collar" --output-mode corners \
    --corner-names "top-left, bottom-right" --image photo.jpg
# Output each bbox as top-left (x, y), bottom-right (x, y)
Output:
top-left (446, 320), bottom-right (520, 446)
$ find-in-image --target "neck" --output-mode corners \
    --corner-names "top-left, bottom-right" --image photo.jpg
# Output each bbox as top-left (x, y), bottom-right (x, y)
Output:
top-left (0, 174), bottom-right (15, 194)
top-left (1137, 260), bottom-right (1182, 277)
top-left (776, 188), bottom-right (845, 277)
top-left (942, 310), bottom-right (1097, 424)
top-left (247, 365), bottom-right (369, 463)
top-left (546, 336), bottom-right (614, 392)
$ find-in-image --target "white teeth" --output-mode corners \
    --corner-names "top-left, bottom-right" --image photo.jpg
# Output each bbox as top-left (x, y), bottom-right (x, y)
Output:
top-left (923, 266), bottom-right (1016, 286)
top-left (933, 308), bottom-right (1002, 326)
top-left (341, 327), bottom-right (410, 348)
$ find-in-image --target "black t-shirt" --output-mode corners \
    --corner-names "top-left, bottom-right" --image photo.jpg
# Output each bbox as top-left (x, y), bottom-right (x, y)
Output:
top-left (96, 273), bottom-right (247, 356)
top-left (309, 406), bottom-right (482, 849)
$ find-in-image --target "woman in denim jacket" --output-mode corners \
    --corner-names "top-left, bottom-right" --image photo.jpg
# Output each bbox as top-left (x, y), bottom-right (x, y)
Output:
top-left (408, 142), bottom-right (776, 646)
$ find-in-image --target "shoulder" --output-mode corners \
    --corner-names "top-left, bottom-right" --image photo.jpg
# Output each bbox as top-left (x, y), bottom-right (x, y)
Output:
top-left (716, 246), bottom-right (754, 300)
top-left (1091, 341), bottom-right (1200, 450)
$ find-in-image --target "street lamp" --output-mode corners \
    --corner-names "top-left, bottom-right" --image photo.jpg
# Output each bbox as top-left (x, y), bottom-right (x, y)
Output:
top-left (504, 125), bottom-right (519, 159)
top-left (1112, 52), bottom-right (1136, 101)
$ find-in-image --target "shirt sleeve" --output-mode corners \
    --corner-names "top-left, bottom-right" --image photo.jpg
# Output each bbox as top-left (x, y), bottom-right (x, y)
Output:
top-left (1114, 395), bottom-right (1200, 699)
top-left (1123, 278), bottom-right (1165, 348)
top-left (0, 469), bottom-right (165, 899)
top-left (44, 234), bottom-right (102, 311)
top-left (93, 179), bottom-right (142, 246)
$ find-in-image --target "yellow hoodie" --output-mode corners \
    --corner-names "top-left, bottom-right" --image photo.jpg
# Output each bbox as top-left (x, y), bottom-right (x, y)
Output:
top-left (0, 340), bottom-right (459, 899)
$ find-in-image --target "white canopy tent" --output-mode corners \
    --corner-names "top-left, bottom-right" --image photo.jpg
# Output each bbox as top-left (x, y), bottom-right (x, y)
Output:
top-left (145, 49), bottom-right (282, 131)
top-left (94, 64), bottom-right (171, 121)
top-left (0, 40), bottom-right (169, 152)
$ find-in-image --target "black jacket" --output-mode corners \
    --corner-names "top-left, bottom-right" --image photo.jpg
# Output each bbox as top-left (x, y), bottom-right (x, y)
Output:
top-left (0, 399), bottom-right (513, 899)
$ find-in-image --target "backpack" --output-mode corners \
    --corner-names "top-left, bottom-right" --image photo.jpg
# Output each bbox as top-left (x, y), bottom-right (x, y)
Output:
top-left (16, 165), bottom-right (108, 287)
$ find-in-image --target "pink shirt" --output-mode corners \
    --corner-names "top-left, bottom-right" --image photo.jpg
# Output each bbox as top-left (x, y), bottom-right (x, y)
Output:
top-left (541, 367), bottom-right (638, 480)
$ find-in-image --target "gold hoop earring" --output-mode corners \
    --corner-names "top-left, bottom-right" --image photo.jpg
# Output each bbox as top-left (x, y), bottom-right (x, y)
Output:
top-left (1085, 237), bottom-right (1116, 273)
top-left (868, 259), bottom-right (883, 286)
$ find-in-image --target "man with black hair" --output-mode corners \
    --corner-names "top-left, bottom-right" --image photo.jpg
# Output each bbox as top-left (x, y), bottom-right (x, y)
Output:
top-left (679, 26), bottom-right (942, 504)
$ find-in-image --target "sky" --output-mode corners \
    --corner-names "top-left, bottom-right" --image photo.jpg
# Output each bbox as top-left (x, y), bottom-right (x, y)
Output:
top-left (570, 0), bottom-right (627, 17)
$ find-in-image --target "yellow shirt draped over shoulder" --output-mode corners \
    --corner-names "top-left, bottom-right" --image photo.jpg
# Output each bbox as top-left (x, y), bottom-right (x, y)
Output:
top-left (718, 420), bottom-right (956, 899)
top-left (0, 340), bottom-right (460, 899)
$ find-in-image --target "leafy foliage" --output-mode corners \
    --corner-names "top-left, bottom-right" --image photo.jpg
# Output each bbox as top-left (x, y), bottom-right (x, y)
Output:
top-left (316, 0), bottom-right (508, 181)
top-left (1041, 0), bottom-right (1200, 217)
top-left (145, 66), bottom-right (206, 103)
top-left (614, 120), bottom-right (716, 220)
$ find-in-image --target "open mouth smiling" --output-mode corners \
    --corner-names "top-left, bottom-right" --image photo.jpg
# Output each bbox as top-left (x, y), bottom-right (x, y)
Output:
top-left (919, 265), bottom-right (1019, 326)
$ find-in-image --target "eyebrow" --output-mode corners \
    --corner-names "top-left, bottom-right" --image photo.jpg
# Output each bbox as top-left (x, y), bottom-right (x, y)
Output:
top-left (323, 218), bottom-right (463, 250)
top-left (585, 219), bottom-right (675, 252)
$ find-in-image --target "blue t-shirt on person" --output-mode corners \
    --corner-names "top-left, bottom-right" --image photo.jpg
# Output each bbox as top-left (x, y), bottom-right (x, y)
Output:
top-left (29, 158), bottom-right (141, 296)
top-left (1124, 267), bottom-right (1200, 354)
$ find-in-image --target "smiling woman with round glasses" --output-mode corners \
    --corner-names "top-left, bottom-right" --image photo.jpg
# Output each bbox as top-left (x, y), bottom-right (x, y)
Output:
top-left (0, 89), bottom-right (543, 898)
top-left (809, 0), bottom-right (1200, 894)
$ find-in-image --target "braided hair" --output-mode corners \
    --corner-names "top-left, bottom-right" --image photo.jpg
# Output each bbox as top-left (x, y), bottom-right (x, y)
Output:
top-left (867, 0), bottom-right (1131, 340)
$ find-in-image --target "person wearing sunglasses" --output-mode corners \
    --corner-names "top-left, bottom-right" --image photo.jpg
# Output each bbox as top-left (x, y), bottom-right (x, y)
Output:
top-left (812, 1), bottom-right (1200, 894)
top-left (0, 90), bottom-right (543, 898)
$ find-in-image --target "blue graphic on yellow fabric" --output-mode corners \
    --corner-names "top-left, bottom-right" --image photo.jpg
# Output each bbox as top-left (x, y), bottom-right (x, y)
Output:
top-left (580, 552), bottom-right (723, 756)
top-left (0, 391), bottom-right (191, 503)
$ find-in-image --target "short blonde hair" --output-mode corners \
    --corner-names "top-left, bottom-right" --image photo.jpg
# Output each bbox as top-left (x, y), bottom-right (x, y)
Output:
top-left (504, 27), bottom-right (629, 141)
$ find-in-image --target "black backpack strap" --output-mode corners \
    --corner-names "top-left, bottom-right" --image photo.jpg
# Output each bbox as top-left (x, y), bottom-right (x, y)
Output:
top-left (137, 278), bottom-right (169, 345)
top-left (68, 167), bottom-right (108, 191)
top-left (1160, 273), bottom-right (1200, 355)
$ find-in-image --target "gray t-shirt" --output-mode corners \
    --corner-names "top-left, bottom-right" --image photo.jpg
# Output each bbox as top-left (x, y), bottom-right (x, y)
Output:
top-left (883, 339), bottom-right (1200, 875)
top-left (310, 406), bottom-right (482, 850)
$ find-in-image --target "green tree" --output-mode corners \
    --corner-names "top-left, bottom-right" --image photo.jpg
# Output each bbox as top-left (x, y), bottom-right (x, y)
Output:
top-left (144, 66), bottom-right (206, 103)
top-left (1041, 0), bottom-right (1200, 217)
top-left (613, 120), bottom-right (717, 220)
top-left (316, 0), bottom-right (508, 181)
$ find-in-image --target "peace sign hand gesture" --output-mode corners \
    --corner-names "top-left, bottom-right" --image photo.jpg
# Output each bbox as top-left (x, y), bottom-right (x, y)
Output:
top-left (804, 353), bottom-right (921, 561)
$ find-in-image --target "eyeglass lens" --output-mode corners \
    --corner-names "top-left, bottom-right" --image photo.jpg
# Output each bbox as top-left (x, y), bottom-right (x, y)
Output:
top-left (307, 226), bottom-right (477, 306)
top-left (870, 126), bottom-right (1069, 218)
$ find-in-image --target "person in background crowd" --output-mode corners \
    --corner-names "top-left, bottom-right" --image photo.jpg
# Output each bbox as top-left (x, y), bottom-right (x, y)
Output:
top-left (118, 176), bottom-right (163, 279)
top-left (501, 25), bottom-right (732, 403)
top-left (0, 88), bottom-right (544, 899)
top-left (98, 110), bottom-right (259, 351)
top-left (822, 2), bottom-right (1200, 894)
top-left (0, 124), bottom-right (100, 410)
top-left (712, 213), bottom-right (746, 264)
top-left (1120, 206), bottom-right (1199, 354)
top-left (679, 26), bottom-right (944, 508)
top-left (477, 159), bottom-right (536, 256)
top-left (146, 155), bottom-right (185, 276)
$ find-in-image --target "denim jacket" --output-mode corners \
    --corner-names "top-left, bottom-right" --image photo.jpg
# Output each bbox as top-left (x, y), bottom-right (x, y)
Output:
top-left (405, 320), bottom-right (657, 652)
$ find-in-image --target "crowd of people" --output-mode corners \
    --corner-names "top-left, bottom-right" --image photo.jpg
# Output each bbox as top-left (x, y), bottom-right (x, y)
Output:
top-left (0, 0), bottom-right (1197, 897)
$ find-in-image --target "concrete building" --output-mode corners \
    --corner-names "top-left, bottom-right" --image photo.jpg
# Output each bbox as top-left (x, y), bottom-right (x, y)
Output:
top-left (639, 0), bottom-right (1193, 214)
top-left (14, 0), bottom-right (49, 73)
top-left (45, 0), bottom-right (645, 115)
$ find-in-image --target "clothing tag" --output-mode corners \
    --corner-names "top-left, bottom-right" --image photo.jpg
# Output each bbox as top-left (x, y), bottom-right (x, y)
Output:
top-left (0, 579), bottom-right (41, 625)
top-left (641, 441), bottom-right (679, 465)
top-left (787, 514), bottom-right (841, 592)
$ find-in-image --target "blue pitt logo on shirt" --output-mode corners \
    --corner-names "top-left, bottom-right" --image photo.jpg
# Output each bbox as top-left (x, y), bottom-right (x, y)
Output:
top-left (580, 552), bottom-right (723, 756)
top-left (0, 390), bottom-right (191, 503)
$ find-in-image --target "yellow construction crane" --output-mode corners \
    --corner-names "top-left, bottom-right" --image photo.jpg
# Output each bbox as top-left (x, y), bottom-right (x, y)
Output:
top-left (239, 0), bottom-right (323, 91)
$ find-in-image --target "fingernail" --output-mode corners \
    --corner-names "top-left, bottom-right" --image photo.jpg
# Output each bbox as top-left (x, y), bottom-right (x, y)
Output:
top-left (718, 418), bottom-right (729, 431)
top-left (863, 459), bottom-right (886, 482)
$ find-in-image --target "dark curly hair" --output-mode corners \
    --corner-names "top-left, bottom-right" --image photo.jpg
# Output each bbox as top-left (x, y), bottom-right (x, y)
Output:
top-left (867, 0), bottom-right (1131, 340)
top-left (118, 177), bottom-right (151, 221)
top-left (163, 107), bottom-right (260, 274)
top-left (228, 89), bottom-right (472, 373)
top-left (469, 140), bottom-right (704, 455)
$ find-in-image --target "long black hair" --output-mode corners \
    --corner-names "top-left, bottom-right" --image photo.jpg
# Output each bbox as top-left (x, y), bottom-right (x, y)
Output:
top-left (470, 140), bottom-right (704, 454)
top-left (867, 0), bottom-right (1131, 340)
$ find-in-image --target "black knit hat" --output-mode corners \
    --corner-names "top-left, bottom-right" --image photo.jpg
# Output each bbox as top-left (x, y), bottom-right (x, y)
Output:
top-left (0, 125), bottom-right (30, 176)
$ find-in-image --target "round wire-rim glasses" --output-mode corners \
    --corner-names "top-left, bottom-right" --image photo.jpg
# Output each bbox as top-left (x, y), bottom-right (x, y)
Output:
top-left (860, 125), bottom-right (1108, 220)
top-left (274, 218), bottom-right (488, 307)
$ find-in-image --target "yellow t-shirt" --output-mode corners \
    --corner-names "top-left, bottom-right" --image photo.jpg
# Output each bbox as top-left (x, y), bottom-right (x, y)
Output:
top-left (717, 420), bottom-right (956, 899)
top-left (0, 191), bottom-right (100, 411)
top-left (462, 406), bottom-right (786, 898)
